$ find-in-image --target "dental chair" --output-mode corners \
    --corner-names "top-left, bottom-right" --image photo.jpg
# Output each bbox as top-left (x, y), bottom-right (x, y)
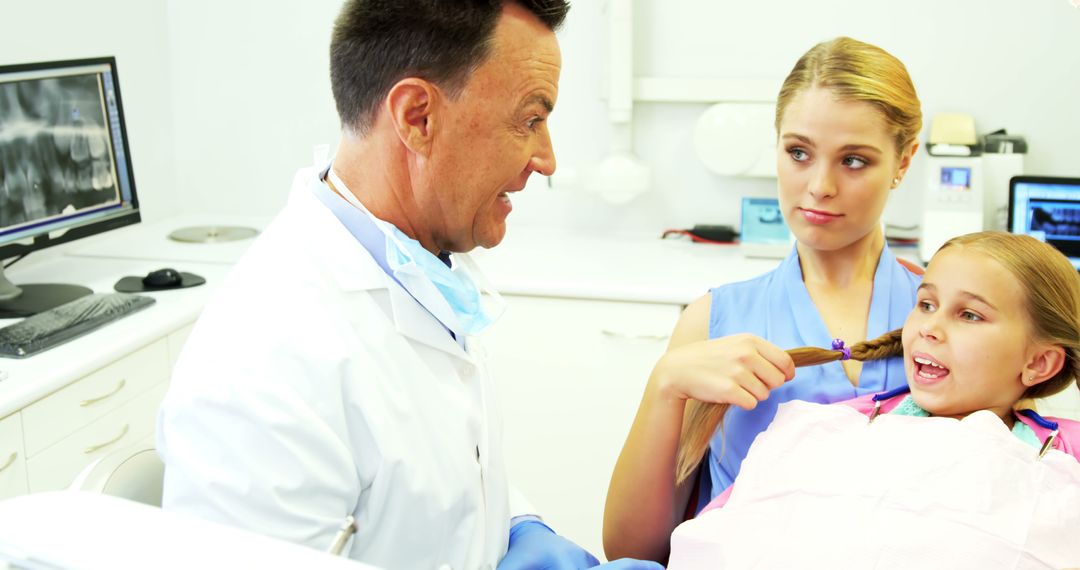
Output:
top-left (69, 438), bottom-right (164, 507)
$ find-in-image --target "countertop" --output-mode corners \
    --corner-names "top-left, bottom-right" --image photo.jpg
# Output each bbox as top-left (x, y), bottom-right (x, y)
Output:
top-left (68, 214), bottom-right (796, 306)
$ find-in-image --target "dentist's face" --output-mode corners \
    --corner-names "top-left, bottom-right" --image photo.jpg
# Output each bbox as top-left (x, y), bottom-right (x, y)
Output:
top-left (776, 87), bottom-right (908, 252)
top-left (426, 3), bottom-right (560, 253)
top-left (901, 246), bottom-right (1034, 423)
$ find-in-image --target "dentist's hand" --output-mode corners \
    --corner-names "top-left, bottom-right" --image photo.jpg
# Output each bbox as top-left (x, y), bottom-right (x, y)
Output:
top-left (498, 520), bottom-right (664, 570)
top-left (651, 333), bottom-right (795, 410)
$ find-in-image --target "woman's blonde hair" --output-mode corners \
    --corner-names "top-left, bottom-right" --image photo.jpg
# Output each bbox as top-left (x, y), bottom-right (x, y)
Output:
top-left (775, 36), bottom-right (922, 157)
top-left (674, 330), bottom-right (903, 485)
top-left (674, 231), bottom-right (1080, 486)
top-left (938, 231), bottom-right (1080, 400)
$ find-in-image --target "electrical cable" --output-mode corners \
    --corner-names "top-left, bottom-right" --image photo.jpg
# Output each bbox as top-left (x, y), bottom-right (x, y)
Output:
top-left (661, 229), bottom-right (738, 245)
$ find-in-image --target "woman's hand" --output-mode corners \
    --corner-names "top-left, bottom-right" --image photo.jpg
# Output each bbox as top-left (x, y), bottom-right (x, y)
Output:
top-left (650, 333), bottom-right (795, 410)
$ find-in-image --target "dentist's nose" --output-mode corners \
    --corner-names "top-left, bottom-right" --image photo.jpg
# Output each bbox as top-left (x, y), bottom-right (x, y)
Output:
top-left (528, 128), bottom-right (556, 177)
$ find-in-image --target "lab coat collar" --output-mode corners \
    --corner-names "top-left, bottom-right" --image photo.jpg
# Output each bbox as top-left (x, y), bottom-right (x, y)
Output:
top-left (387, 282), bottom-right (474, 362)
top-left (294, 166), bottom-right (473, 361)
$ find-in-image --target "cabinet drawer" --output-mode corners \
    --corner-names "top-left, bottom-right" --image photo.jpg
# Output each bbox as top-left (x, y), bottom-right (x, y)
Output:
top-left (0, 413), bottom-right (28, 500)
top-left (27, 382), bottom-right (167, 493)
top-left (23, 339), bottom-right (169, 456)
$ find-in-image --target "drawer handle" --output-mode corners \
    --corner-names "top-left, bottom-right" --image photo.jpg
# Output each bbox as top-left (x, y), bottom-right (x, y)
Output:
top-left (80, 379), bottom-right (127, 407)
top-left (84, 424), bottom-right (130, 454)
top-left (601, 329), bottom-right (670, 342)
top-left (0, 452), bottom-right (16, 473)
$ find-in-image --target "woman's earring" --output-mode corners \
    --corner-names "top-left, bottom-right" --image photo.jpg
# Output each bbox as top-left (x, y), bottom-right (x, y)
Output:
top-left (892, 177), bottom-right (901, 187)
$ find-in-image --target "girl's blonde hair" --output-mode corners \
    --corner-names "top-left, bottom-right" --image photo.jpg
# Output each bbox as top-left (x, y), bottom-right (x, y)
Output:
top-left (938, 232), bottom-right (1080, 400)
top-left (775, 36), bottom-right (922, 157)
top-left (674, 231), bottom-right (1080, 486)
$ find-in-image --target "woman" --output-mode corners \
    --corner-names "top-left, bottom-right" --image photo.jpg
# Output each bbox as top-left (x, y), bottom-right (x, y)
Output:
top-left (604, 37), bottom-right (923, 562)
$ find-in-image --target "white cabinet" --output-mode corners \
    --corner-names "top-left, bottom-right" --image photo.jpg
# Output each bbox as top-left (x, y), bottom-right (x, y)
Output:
top-left (22, 339), bottom-right (169, 457)
top-left (27, 383), bottom-right (168, 493)
top-left (0, 413), bottom-right (27, 500)
top-left (483, 295), bottom-right (680, 560)
top-left (8, 334), bottom-right (185, 495)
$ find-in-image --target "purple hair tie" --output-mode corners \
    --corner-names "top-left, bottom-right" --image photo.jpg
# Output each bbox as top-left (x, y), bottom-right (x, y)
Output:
top-left (831, 339), bottom-right (851, 361)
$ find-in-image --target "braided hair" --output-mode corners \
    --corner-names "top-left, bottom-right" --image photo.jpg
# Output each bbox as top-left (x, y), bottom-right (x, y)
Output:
top-left (674, 329), bottom-right (903, 485)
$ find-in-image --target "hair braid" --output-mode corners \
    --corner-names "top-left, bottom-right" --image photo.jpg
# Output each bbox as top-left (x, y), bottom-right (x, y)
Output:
top-left (674, 328), bottom-right (904, 485)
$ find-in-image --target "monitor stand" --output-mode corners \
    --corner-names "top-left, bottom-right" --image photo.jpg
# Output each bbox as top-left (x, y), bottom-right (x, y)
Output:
top-left (0, 265), bottom-right (92, 319)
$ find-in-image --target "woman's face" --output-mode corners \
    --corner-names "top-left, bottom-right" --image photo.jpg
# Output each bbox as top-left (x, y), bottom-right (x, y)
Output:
top-left (776, 87), bottom-right (915, 252)
top-left (901, 246), bottom-right (1039, 423)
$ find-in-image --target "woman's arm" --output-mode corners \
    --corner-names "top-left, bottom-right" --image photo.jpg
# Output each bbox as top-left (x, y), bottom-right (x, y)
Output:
top-left (602, 294), bottom-right (794, 562)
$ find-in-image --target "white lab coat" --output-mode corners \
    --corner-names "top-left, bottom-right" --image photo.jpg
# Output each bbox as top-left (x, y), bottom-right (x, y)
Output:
top-left (157, 167), bottom-right (520, 569)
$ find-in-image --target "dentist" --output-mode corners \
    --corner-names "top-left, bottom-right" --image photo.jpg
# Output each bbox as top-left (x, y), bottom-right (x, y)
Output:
top-left (157, 1), bottom-right (660, 569)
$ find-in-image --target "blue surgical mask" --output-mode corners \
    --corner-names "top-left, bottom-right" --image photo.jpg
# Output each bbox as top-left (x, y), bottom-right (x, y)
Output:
top-left (382, 226), bottom-right (496, 335)
top-left (325, 165), bottom-right (503, 336)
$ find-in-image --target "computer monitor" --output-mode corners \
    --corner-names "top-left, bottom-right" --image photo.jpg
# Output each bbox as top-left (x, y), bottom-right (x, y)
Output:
top-left (739, 197), bottom-right (791, 258)
top-left (1007, 175), bottom-right (1080, 271)
top-left (0, 57), bottom-right (140, 317)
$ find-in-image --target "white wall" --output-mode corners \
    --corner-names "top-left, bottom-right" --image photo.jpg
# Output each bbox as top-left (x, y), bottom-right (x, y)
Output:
top-left (507, 0), bottom-right (1080, 235)
top-left (0, 0), bottom-right (178, 223)
top-left (7, 1), bottom-right (1077, 234)
top-left (164, 0), bottom-right (342, 217)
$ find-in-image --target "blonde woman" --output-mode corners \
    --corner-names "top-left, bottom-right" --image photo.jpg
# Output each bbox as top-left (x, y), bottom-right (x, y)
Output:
top-left (604, 37), bottom-right (923, 562)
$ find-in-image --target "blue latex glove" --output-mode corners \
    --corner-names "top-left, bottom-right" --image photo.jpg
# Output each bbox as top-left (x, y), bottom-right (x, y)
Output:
top-left (498, 520), bottom-right (665, 570)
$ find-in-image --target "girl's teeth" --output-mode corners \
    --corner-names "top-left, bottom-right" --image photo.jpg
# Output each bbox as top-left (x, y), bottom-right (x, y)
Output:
top-left (914, 357), bottom-right (945, 369)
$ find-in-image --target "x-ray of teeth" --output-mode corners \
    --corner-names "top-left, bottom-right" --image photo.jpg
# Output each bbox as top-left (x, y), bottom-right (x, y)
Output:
top-left (0, 74), bottom-right (120, 231)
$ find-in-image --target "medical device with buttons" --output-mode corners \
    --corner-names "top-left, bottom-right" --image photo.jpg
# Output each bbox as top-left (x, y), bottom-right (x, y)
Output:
top-left (919, 156), bottom-right (984, 262)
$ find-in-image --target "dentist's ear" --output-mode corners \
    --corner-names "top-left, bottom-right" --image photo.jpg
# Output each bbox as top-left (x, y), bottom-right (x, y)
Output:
top-left (384, 78), bottom-right (438, 156)
top-left (1022, 344), bottom-right (1066, 387)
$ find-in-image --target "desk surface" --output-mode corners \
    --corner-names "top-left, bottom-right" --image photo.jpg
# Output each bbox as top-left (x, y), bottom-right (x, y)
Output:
top-left (473, 228), bottom-right (785, 305)
top-left (68, 213), bottom-right (808, 305)
top-left (0, 255), bottom-right (230, 418)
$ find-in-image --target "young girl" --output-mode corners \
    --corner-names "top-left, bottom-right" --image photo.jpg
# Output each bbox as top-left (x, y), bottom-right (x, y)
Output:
top-left (669, 231), bottom-right (1080, 568)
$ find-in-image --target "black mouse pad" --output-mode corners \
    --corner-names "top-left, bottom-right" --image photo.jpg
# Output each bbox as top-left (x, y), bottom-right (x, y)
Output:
top-left (114, 272), bottom-right (206, 293)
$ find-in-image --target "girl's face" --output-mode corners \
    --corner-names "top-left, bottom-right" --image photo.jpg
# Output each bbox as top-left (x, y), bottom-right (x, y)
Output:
top-left (776, 87), bottom-right (915, 253)
top-left (902, 246), bottom-right (1044, 423)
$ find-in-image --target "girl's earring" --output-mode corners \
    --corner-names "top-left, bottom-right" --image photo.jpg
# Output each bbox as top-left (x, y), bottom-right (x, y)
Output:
top-left (892, 177), bottom-right (901, 188)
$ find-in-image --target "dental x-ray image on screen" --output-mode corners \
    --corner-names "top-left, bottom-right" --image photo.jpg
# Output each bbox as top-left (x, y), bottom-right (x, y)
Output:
top-left (0, 73), bottom-right (120, 230)
top-left (1008, 176), bottom-right (1080, 270)
top-left (0, 58), bottom-right (140, 318)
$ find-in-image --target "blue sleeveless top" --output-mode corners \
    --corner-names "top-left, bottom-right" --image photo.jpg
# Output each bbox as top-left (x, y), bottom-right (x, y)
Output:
top-left (700, 244), bottom-right (920, 508)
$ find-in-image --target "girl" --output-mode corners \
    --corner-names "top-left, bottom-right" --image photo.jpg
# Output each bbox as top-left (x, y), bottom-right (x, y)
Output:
top-left (670, 231), bottom-right (1080, 568)
top-left (605, 37), bottom-right (922, 562)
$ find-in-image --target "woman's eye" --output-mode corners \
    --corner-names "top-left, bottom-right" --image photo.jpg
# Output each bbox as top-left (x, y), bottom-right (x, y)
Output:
top-left (788, 148), bottom-right (809, 162)
top-left (842, 155), bottom-right (868, 169)
top-left (918, 300), bottom-right (935, 312)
